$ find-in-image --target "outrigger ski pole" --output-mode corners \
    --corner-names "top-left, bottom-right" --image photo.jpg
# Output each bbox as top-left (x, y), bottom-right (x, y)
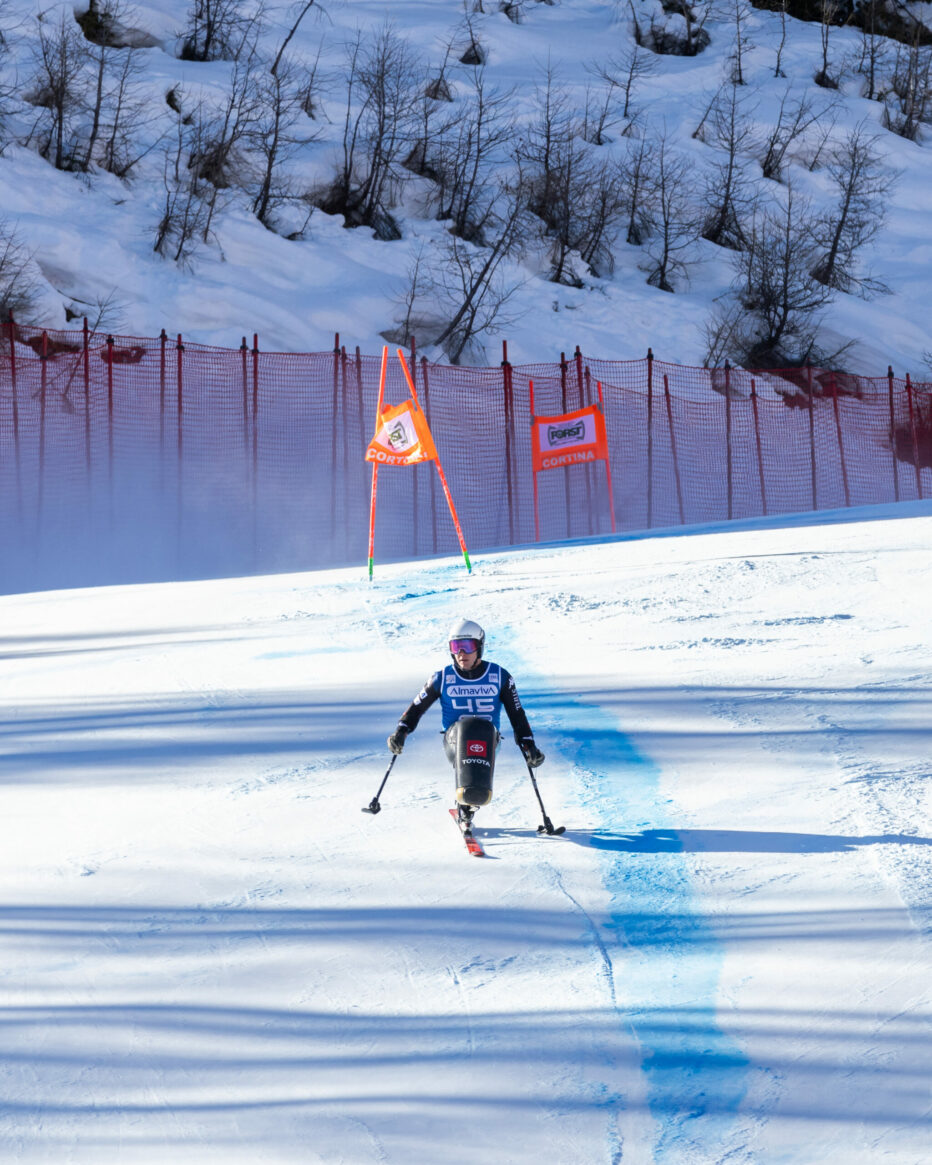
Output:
top-left (525, 758), bottom-right (565, 835)
top-left (362, 753), bottom-right (398, 815)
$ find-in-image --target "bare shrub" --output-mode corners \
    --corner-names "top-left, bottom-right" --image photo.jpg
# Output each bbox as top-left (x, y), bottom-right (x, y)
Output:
top-left (632, 0), bottom-right (712, 57)
top-left (709, 187), bottom-right (835, 367)
top-left (395, 185), bottom-right (527, 364)
top-left (697, 84), bottom-right (759, 250)
top-left (758, 87), bottom-right (835, 181)
top-left (249, 58), bottom-right (321, 227)
top-left (0, 221), bottom-right (42, 323)
top-left (883, 34), bottom-right (932, 140)
top-left (643, 136), bottom-right (696, 292)
top-left (317, 25), bottom-right (421, 238)
top-left (180, 0), bottom-right (264, 63)
top-left (431, 69), bottom-right (516, 243)
top-left (809, 123), bottom-right (896, 295)
top-left (153, 116), bottom-right (215, 265)
top-left (25, 11), bottom-right (88, 171)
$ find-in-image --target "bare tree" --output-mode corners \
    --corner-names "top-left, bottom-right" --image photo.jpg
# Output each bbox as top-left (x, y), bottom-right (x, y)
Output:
top-left (523, 116), bottom-right (627, 285)
top-left (884, 32), bottom-right (932, 140)
top-left (153, 115), bottom-right (214, 264)
top-left (390, 245), bottom-right (432, 345)
top-left (432, 68), bottom-right (515, 243)
top-left (517, 63), bottom-right (572, 235)
top-left (814, 0), bottom-right (842, 88)
top-left (456, 11), bottom-right (486, 66)
top-left (619, 134), bottom-right (655, 246)
top-left (99, 45), bottom-right (154, 176)
top-left (773, 0), bottom-right (788, 77)
top-left (721, 186), bottom-right (835, 367)
top-left (633, 0), bottom-right (712, 57)
top-left (0, 221), bottom-right (41, 322)
top-left (854, 0), bottom-right (892, 101)
top-left (26, 11), bottom-right (88, 170)
top-left (181, 0), bottom-right (264, 62)
top-left (726, 0), bottom-right (754, 86)
top-left (643, 136), bottom-right (695, 292)
top-left (758, 88), bottom-right (833, 181)
top-left (0, 20), bottom-right (13, 148)
top-left (810, 124), bottom-right (896, 295)
top-left (298, 41), bottom-right (328, 117)
top-left (425, 37), bottom-right (455, 103)
top-left (699, 85), bottom-right (758, 250)
top-left (588, 44), bottom-right (656, 138)
top-left (249, 58), bottom-right (318, 227)
top-left (187, 48), bottom-right (262, 239)
top-left (321, 25), bottom-right (421, 238)
top-left (803, 105), bottom-right (838, 171)
top-left (270, 0), bottom-right (318, 77)
top-left (429, 186), bottom-right (527, 363)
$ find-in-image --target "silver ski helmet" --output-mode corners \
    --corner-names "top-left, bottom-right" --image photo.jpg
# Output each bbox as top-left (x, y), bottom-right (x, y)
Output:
top-left (448, 617), bottom-right (485, 660)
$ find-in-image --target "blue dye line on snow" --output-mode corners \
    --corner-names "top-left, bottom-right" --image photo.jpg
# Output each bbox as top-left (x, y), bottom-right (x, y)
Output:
top-left (550, 693), bottom-right (749, 1162)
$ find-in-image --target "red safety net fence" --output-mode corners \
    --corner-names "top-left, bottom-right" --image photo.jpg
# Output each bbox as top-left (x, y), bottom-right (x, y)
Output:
top-left (1, 321), bottom-right (930, 593)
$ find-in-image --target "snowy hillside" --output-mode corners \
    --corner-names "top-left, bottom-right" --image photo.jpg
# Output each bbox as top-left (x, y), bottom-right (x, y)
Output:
top-left (1, 500), bottom-right (930, 1163)
top-left (0, 0), bottom-right (930, 373)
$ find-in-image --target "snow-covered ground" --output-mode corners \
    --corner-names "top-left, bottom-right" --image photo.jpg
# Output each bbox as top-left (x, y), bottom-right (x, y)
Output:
top-left (1, 499), bottom-right (930, 1163)
top-left (1, 0), bottom-right (931, 374)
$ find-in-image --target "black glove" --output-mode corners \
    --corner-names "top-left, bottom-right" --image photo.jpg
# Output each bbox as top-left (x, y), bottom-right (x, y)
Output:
top-left (387, 726), bottom-right (408, 755)
top-left (521, 739), bottom-right (545, 768)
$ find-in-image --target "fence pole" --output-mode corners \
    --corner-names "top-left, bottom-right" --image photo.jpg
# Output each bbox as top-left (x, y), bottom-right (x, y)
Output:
top-left (905, 374), bottom-right (923, 500)
top-left (646, 348), bottom-right (654, 528)
top-left (8, 315), bottom-right (22, 524)
top-left (330, 333), bottom-right (340, 542)
top-left (888, 365), bottom-right (900, 502)
top-left (83, 318), bottom-right (91, 486)
top-left (502, 340), bottom-right (515, 545)
top-left (806, 364), bottom-right (817, 511)
top-left (159, 328), bottom-right (167, 444)
top-left (410, 339), bottom-right (419, 558)
top-left (750, 378), bottom-right (768, 516)
top-left (7, 310), bottom-right (16, 385)
top-left (585, 365), bottom-right (597, 533)
top-left (664, 374), bottom-right (685, 525)
top-left (240, 337), bottom-right (249, 449)
top-left (577, 346), bottom-right (593, 534)
top-left (530, 379), bottom-right (540, 542)
top-left (725, 361), bottom-right (733, 520)
top-left (106, 335), bottom-right (115, 503)
top-left (596, 378), bottom-right (617, 534)
top-left (341, 345), bottom-right (351, 554)
top-left (176, 333), bottom-right (184, 564)
top-left (560, 351), bottom-right (571, 538)
top-left (829, 373), bottom-right (851, 508)
top-left (38, 331), bottom-right (48, 539)
top-left (252, 333), bottom-right (259, 567)
top-left (421, 355), bottom-right (438, 553)
top-left (356, 345), bottom-right (366, 526)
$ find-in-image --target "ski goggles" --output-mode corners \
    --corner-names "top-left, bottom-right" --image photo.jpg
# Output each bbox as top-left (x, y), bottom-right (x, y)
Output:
top-left (449, 638), bottom-right (480, 654)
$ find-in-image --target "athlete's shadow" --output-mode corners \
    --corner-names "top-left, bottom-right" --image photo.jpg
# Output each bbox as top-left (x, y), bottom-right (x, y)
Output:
top-left (477, 829), bottom-right (927, 857)
top-left (477, 827), bottom-right (931, 854)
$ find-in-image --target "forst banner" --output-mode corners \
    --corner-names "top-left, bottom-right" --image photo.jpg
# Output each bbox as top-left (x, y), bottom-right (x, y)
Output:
top-left (365, 399), bottom-right (438, 466)
top-left (532, 403), bottom-right (609, 472)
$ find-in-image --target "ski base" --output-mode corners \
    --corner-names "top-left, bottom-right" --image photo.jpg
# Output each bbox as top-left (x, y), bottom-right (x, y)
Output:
top-left (449, 807), bottom-right (485, 857)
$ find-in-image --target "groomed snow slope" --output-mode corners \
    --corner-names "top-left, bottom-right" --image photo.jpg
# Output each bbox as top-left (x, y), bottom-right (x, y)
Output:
top-left (1, 502), bottom-right (930, 1163)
